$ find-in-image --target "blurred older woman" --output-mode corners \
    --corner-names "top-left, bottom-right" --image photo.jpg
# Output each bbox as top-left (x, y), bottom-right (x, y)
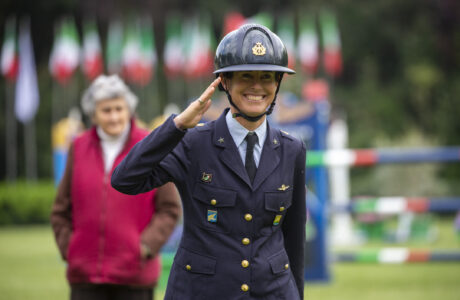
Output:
top-left (51, 75), bottom-right (181, 300)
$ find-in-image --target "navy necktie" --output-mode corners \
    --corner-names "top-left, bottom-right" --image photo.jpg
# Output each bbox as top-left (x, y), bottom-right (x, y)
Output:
top-left (245, 132), bottom-right (258, 183)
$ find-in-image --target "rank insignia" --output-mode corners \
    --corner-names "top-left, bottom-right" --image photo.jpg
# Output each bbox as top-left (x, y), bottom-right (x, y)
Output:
top-left (201, 172), bottom-right (212, 183)
top-left (280, 130), bottom-right (289, 135)
top-left (273, 138), bottom-right (278, 145)
top-left (278, 184), bottom-right (290, 191)
top-left (207, 210), bottom-right (217, 223)
top-left (218, 137), bottom-right (224, 143)
top-left (252, 42), bottom-right (266, 56)
top-left (273, 215), bottom-right (282, 226)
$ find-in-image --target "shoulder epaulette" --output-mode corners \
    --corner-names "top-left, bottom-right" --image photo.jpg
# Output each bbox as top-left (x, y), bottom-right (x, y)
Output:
top-left (279, 129), bottom-right (294, 140)
top-left (196, 122), bottom-right (211, 132)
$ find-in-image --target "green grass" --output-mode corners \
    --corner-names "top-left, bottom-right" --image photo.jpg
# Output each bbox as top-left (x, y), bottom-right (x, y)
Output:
top-left (0, 224), bottom-right (459, 300)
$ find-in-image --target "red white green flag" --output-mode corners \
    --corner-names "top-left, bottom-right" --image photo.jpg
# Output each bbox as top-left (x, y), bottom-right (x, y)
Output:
top-left (1, 16), bottom-right (19, 81)
top-left (298, 15), bottom-right (319, 75)
top-left (320, 10), bottom-right (342, 77)
top-left (196, 17), bottom-right (215, 77)
top-left (163, 15), bottom-right (184, 79)
top-left (106, 20), bottom-right (123, 74)
top-left (49, 18), bottom-right (80, 85)
top-left (138, 17), bottom-right (157, 85)
top-left (277, 14), bottom-right (296, 70)
top-left (182, 17), bottom-right (199, 79)
top-left (183, 15), bottom-right (214, 79)
top-left (121, 20), bottom-right (142, 84)
top-left (121, 17), bottom-right (156, 86)
top-left (82, 19), bottom-right (103, 81)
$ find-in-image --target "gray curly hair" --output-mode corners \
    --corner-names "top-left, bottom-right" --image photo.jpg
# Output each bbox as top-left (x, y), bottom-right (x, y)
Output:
top-left (81, 74), bottom-right (138, 115)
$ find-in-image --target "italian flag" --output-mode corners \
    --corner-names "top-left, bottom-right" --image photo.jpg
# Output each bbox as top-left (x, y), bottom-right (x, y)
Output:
top-left (320, 10), bottom-right (342, 77)
top-left (82, 19), bottom-right (103, 81)
top-left (122, 17), bottom-right (156, 86)
top-left (277, 14), bottom-right (296, 70)
top-left (49, 18), bottom-right (80, 85)
top-left (121, 20), bottom-right (142, 84)
top-left (163, 15), bottom-right (185, 79)
top-left (1, 16), bottom-right (19, 81)
top-left (106, 19), bottom-right (123, 75)
top-left (298, 15), bottom-right (319, 75)
top-left (183, 15), bottom-right (214, 79)
top-left (138, 17), bottom-right (157, 85)
top-left (196, 18), bottom-right (215, 77)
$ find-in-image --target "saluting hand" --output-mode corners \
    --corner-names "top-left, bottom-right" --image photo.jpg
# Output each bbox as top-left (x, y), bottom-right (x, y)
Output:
top-left (174, 77), bottom-right (221, 130)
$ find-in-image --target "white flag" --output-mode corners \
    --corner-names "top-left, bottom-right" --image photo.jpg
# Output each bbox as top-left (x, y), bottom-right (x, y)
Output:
top-left (15, 19), bottom-right (39, 123)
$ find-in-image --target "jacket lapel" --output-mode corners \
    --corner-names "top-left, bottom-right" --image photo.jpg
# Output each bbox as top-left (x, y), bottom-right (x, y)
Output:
top-left (252, 124), bottom-right (280, 191)
top-left (214, 109), bottom-right (252, 188)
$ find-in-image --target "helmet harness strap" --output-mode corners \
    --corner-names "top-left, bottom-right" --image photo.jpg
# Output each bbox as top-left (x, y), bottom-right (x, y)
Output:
top-left (224, 73), bottom-right (284, 122)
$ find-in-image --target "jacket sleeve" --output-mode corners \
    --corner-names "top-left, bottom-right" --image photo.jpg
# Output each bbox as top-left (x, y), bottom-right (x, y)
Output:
top-left (140, 182), bottom-right (181, 258)
top-left (111, 115), bottom-right (189, 195)
top-left (50, 145), bottom-right (74, 261)
top-left (282, 141), bottom-right (306, 299)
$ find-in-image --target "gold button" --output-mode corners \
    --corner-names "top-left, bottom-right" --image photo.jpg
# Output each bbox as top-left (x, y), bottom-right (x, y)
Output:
top-left (285, 264), bottom-right (289, 270)
top-left (186, 265), bottom-right (191, 271)
top-left (211, 199), bottom-right (217, 205)
top-left (279, 206), bottom-right (285, 212)
top-left (241, 284), bottom-right (249, 292)
top-left (241, 260), bottom-right (249, 268)
top-left (242, 238), bottom-right (250, 245)
top-left (244, 214), bottom-right (253, 221)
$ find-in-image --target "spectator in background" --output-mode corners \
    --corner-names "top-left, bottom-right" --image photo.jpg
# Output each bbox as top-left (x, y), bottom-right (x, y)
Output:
top-left (50, 74), bottom-right (181, 300)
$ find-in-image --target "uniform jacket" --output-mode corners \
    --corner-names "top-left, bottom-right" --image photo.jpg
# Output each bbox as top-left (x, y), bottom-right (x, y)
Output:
top-left (50, 120), bottom-right (181, 287)
top-left (112, 109), bottom-right (307, 299)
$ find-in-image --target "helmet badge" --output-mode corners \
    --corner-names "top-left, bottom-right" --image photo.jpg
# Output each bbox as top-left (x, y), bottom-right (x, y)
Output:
top-left (252, 42), bottom-right (266, 56)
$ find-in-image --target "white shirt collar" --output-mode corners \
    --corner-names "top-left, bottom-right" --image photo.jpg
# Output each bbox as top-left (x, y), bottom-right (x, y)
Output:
top-left (96, 123), bottom-right (131, 143)
top-left (225, 110), bottom-right (267, 148)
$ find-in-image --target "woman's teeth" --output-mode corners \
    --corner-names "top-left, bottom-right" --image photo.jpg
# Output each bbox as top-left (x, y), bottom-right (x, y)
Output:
top-left (246, 95), bottom-right (263, 101)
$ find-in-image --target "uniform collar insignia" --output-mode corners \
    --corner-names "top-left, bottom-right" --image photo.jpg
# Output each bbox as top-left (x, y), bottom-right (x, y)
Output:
top-left (273, 138), bottom-right (278, 145)
top-left (218, 137), bottom-right (224, 143)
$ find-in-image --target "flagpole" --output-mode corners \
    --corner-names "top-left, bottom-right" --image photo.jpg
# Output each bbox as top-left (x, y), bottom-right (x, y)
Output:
top-left (24, 119), bottom-right (37, 181)
top-left (5, 81), bottom-right (17, 181)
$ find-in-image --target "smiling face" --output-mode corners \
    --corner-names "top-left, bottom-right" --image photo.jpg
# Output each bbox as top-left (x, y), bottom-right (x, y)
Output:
top-left (221, 71), bottom-right (279, 122)
top-left (92, 97), bottom-right (131, 137)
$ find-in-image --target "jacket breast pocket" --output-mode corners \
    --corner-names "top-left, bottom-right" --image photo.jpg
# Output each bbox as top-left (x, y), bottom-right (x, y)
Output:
top-left (261, 189), bottom-right (293, 235)
top-left (192, 183), bottom-right (237, 233)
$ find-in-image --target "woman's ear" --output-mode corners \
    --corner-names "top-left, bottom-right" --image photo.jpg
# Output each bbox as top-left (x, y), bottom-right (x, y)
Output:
top-left (219, 74), bottom-right (227, 90)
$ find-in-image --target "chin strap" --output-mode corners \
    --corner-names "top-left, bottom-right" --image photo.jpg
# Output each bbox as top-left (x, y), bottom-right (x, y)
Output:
top-left (225, 74), bottom-right (284, 122)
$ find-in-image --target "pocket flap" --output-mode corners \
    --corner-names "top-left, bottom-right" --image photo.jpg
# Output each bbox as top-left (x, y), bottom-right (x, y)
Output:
top-left (265, 190), bottom-right (293, 212)
top-left (268, 250), bottom-right (290, 274)
top-left (193, 183), bottom-right (237, 207)
top-left (175, 248), bottom-right (216, 275)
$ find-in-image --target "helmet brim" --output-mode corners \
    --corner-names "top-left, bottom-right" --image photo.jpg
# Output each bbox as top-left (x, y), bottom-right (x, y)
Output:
top-left (214, 64), bottom-right (295, 74)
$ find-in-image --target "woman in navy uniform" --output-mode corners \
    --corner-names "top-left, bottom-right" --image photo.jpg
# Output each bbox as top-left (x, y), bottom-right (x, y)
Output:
top-left (112, 24), bottom-right (306, 300)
